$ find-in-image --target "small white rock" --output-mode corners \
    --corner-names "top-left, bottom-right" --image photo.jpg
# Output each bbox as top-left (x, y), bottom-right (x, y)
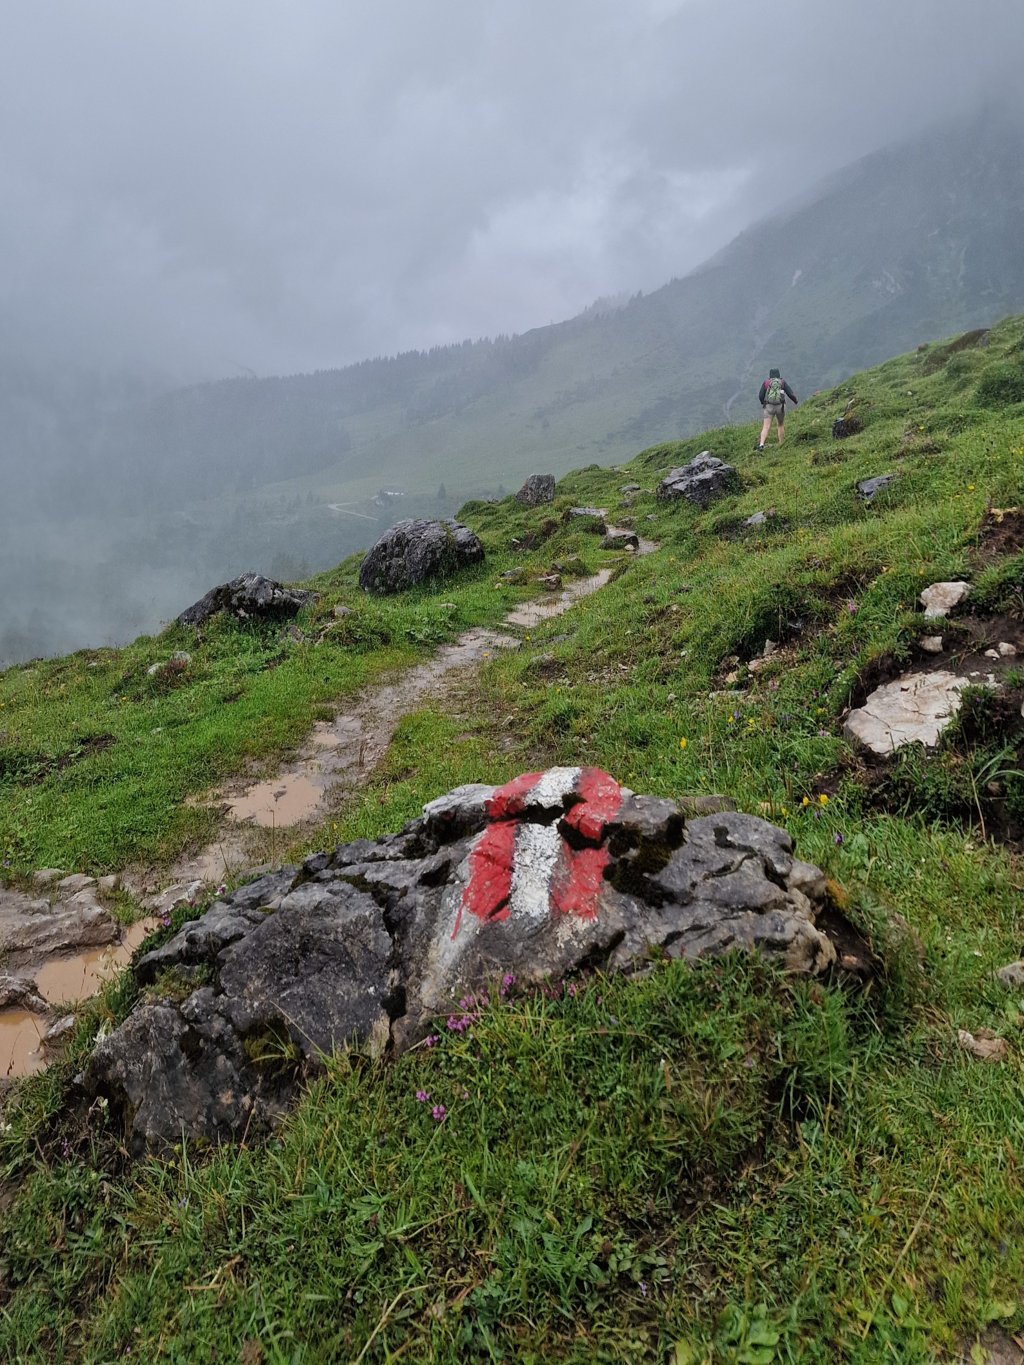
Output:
top-left (998, 642), bottom-right (1017, 657)
top-left (985, 649), bottom-right (1001, 660)
top-left (920, 636), bottom-right (944, 654)
top-left (919, 581), bottom-right (971, 620)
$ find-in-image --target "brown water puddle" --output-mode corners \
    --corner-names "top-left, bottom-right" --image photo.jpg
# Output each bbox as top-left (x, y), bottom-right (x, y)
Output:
top-left (1, 1012), bottom-right (47, 1079)
top-left (1, 920), bottom-right (157, 1080)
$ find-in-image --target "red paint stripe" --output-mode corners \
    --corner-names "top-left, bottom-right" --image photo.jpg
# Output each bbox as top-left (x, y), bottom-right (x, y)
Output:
top-left (485, 771), bottom-right (544, 821)
top-left (563, 767), bottom-right (622, 842)
top-left (452, 821), bottom-right (517, 938)
top-left (550, 845), bottom-right (608, 921)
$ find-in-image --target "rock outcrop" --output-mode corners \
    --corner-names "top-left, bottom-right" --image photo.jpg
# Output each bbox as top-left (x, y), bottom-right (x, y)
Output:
top-left (0, 884), bottom-right (121, 969)
top-left (359, 519), bottom-right (484, 595)
top-left (86, 768), bottom-right (843, 1151)
top-left (843, 669), bottom-right (995, 755)
top-left (178, 573), bottom-right (316, 628)
top-left (515, 474), bottom-right (556, 507)
top-left (657, 453), bottom-right (741, 507)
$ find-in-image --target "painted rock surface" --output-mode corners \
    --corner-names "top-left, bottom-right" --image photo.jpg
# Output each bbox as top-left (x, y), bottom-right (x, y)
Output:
top-left (87, 768), bottom-right (840, 1150)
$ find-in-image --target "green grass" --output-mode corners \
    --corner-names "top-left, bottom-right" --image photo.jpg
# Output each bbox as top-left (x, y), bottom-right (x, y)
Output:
top-left (3, 318), bottom-right (1024, 1360)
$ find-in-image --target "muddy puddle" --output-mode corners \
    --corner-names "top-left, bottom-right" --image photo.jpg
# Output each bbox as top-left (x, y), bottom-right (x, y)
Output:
top-left (1, 919), bottom-right (156, 1081)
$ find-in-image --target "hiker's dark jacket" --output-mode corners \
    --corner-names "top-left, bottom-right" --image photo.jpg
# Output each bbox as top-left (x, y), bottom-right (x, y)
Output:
top-left (759, 378), bottom-right (798, 407)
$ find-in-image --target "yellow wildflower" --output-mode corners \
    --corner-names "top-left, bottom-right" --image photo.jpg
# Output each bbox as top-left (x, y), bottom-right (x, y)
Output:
top-left (818, 793), bottom-right (829, 805)
top-left (678, 737), bottom-right (687, 750)
top-left (801, 796), bottom-right (810, 807)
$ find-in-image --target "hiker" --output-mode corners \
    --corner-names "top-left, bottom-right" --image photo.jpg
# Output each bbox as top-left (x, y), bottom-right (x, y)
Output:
top-left (756, 368), bottom-right (798, 449)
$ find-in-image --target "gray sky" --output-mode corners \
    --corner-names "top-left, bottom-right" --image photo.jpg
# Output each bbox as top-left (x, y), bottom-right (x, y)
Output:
top-left (1, 0), bottom-right (1020, 381)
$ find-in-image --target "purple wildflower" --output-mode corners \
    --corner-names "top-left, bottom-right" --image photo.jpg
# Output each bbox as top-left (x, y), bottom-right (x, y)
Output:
top-left (846, 601), bottom-right (858, 615)
top-left (639, 1280), bottom-right (648, 1298)
top-left (216, 884), bottom-right (227, 896)
top-left (431, 1104), bottom-right (447, 1123)
top-left (424, 1034), bottom-right (440, 1049)
top-left (415, 1090), bottom-right (431, 1103)
top-left (833, 831), bottom-right (844, 846)
top-left (818, 728), bottom-right (829, 738)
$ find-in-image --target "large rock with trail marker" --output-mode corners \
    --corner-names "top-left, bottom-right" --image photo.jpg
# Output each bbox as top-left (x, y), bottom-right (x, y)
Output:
top-left (657, 453), bottom-right (741, 507)
top-left (359, 518), bottom-right (484, 594)
top-left (85, 768), bottom-right (846, 1151)
top-left (178, 572), bottom-right (316, 627)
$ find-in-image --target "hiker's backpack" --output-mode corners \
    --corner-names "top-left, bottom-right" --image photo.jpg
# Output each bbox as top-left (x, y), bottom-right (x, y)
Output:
top-left (765, 376), bottom-right (783, 405)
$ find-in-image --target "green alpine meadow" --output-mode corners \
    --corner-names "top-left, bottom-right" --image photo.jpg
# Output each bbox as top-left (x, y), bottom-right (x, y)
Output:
top-left (2, 317), bottom-right (1024, 1362)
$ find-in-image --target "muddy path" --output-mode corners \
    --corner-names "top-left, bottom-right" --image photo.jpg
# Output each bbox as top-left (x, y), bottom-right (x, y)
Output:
top-left (2, 526), bottom-right (654, 1079)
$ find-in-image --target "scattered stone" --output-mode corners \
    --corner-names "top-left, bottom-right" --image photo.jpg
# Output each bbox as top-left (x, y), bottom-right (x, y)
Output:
top-left (32, 868), bottom-right (66, 888)
top-left (995, 961), bottom-right (1024, 989)
top-left (620, 483), bottom-right (641, 493)
top-left (920, 636), bottom-right (944, 654)
top-left (957, 1028), bottom-right (1009, 1063)
top-left (919, 581), bottom-right (971, 619)
top-left (999, 642), bottom-right (1018, 657)
top-left (359, 519), bottom-right (484, 595)
top-left (515, 474), bottom-right (556, 507)
top-left (856, 474), bottom-right (895, 501)
top-left (42, 1014), bottom-right (78, 1050)
top-left (56, 874), bottom-right (98, 901)
top-left (501, 567), bottom-right (527, 585)
top-left (537, 573), bottom-right (563, 591)
top-left (985, 648), bottom-right (1001, 660)
top-left (332, 604), bottom-right (353, 618)
top-left (86, 768), bottom-right (844, 1151)
top-left (179, 573), bottom-right (317, 627)
top-left (745, 512), bottom-right (767, 526)
top-left (146, 651), bottom-right (192, 677)
top-left (657, 453), bottom-right (741, 508)
top-left (567, 506), bottom-right (606, 520)
top-left (843, 669), bottom-right (995, 756)
top-left (97, 875), bottom-right (119, 896)
top-left (0, 974), bottom-right (48, 1012)
top-left (143, 880), bottom-right (206, 916)
top-left (601, 530), bottom-right (640, 551)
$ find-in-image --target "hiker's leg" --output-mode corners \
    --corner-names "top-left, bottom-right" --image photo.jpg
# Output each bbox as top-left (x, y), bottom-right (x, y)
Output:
top-left (759, 414), bottom-right (771, 446)
top-left (776, 418), bottom-right (784, 445)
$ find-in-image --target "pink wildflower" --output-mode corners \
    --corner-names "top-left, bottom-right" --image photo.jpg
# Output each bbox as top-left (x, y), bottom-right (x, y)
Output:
top-left (415, 1090), bottom-right (430, 1103)
top-left (432, 1104), bottom-right (447, 1123)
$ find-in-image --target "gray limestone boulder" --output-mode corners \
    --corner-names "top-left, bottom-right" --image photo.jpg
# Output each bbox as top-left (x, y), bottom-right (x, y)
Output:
top-left (0, 886), bottom-right (120, 970)
top-left (515, 474), bottom-right (556, 507)
top-left (657, 453), bottom-right (741, 508)
top-left (359, 519), bottom-right (484, 595)
top-left (178, 573), bottom-right (316, 628)
top-left (601, 530), bottom-right (640, 551)
top-left (84, 768), bottom-right (849, 1151)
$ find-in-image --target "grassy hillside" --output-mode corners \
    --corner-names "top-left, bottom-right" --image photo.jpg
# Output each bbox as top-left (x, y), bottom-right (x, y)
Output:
top-left (2, 317), bottom-right (1024, 1360)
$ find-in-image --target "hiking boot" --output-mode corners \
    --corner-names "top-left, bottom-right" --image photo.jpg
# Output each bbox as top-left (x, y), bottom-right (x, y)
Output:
top-left (755, 443), bottom-right (765, 452)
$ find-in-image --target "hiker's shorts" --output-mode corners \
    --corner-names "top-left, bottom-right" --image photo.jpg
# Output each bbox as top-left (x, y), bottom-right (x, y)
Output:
top-left (764, 401), bottom-right (784, 420)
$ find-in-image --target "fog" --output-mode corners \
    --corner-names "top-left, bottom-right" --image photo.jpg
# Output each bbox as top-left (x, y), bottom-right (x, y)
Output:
top-left (2, 0), bottom-right (1023, 664)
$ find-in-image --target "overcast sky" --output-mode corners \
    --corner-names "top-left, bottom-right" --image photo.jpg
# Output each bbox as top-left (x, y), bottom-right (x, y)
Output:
top-left (1, 0), bottom-right (1021, 382)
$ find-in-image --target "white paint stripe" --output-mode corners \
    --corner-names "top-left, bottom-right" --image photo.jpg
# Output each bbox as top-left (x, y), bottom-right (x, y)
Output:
top-left (528, 767), bottom-right (582, 809)
top-left (509, 823), bottom-right (562, 926)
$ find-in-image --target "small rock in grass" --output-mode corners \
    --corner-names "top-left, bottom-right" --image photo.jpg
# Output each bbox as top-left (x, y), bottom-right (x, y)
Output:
top-left (43, 1015), bottom-right (78, 1050)
top-left (332, 605), bottom-right (353, 618)
top-left (995, 961), bottom-right (1024, 989)
top-left (957, 1028), bottom-right (1009, 1062)
top-left (998, 642), bottom-right (1017, 657)
top-left (920, 636), bottom-right (944, 654)
top-left (537, 574), bottom-right (562, 591)
top-left (919, 580), bottom-right (971, 619)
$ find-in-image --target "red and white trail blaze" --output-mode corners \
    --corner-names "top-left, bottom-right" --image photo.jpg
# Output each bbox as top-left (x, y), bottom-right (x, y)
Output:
top-left (452, 768), bottom-right (623, 938)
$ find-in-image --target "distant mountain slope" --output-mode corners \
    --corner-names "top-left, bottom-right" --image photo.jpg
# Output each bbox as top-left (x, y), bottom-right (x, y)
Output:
top-left (81, 109), bottom-right (1024, 508)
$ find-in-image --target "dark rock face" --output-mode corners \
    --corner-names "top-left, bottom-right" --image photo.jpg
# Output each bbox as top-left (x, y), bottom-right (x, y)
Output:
top-left (85, 769), bottom-right (846, 1152)
top-left (657, 453), bottom-right (741, 507)
top-left (515, 474), bottom-right (556, 507)
top-left (178, 573), bottom-right (316, 628)
top-left (358, 519), bottom-right (484, 595)
top-left (857, 474), bottom-right (896, 502)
